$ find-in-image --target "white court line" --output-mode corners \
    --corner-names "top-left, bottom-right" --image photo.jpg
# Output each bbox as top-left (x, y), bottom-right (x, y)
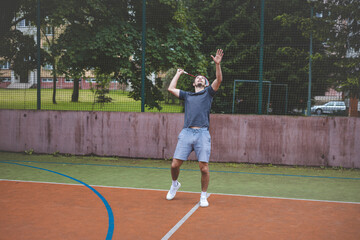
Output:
top-left (161, 193), bottom-right (211, 240)
top-left (210, 192), bottom-right (360, 205)
top-left (1, 179), bottom-right (360, 205)
top-left (0, 179), bottom-right (198, 193)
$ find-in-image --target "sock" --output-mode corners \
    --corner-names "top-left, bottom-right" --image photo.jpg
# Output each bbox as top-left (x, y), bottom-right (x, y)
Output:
top-left (201, 191), bottom-right (207, 198)
top-left (172, 180), bottom-right (178, 187)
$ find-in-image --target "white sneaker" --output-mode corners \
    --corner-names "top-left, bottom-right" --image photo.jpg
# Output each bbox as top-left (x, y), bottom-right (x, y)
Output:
top-left (199, 196), bottom-right (209, 207)
top-left (166, 182), bottom-right (181, 200)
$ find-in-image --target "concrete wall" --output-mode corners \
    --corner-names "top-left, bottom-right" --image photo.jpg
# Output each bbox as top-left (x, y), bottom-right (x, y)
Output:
top-left (0, 110), bottom-right (359, 168)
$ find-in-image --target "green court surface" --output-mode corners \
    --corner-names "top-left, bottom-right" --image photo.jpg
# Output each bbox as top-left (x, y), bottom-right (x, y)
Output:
top-left (1, 152), bottom-right (359, 203)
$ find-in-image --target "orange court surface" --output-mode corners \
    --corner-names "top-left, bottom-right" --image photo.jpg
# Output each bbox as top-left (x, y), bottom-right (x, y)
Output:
top-left (1, 180), bottom-right (360, 240)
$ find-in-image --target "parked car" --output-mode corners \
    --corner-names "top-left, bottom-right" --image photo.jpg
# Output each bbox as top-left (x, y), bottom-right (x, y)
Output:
top-left (311, 101), bottom-right (346, 115)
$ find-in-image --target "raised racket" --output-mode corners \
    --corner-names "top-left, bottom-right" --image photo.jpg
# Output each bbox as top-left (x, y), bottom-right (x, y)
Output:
top-left (184, 71), bottom-right (209, 86)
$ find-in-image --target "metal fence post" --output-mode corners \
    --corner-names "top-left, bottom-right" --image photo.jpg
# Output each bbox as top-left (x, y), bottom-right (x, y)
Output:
top-left (141, 0), bottom-right (146, 112)
top-left (36, 0), bottom-right (41, 110)
top-left (307, 5), bottom-right (313, 116)
top-left (258, 0), bottom-right (265, 114)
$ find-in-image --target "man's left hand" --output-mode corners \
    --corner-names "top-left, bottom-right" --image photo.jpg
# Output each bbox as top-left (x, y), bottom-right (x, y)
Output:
top-left (211, 49), bottom-right (224, 65)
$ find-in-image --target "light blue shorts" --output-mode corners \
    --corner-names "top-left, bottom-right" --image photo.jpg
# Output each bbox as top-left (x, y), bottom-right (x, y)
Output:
top-left (173, 128), bottom-right (211, 163)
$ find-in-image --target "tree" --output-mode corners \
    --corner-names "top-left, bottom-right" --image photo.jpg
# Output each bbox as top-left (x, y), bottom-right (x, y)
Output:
top-left (35, 0), bottom-right (69, 104)
top-left (1, 31), bottom-right (38, 83)
top-left (0, 1), bottom-right (22, 39)
top-left (54, 0), bottom-right (206, 110)
top-left (269, 0), bottom-right (331, 114)
top-left (186, 0), bottom-right (323, 114)
top-left (90, 71), bottom-right (113, 108)
top-left (316, 0), bottom-right (360, 117)
top-left (161, 68), bottom-right (179, 104)
top-left (277, 0), bottom-right (360, 116)
top-left (0, 0), bottom-right (44, 85)
top-left (47, 0), bottom-right (97, 103)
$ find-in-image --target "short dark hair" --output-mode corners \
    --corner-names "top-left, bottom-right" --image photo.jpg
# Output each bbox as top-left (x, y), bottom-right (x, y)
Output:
top-left (195, 75), bottom-right (209, 86)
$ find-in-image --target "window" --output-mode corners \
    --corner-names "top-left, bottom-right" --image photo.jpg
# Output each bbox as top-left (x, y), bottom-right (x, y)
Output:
top-left (43, 63), bottom-right (53, 70)
top-left (65, 78), bottom-right (73, 82)
top-left (45, 26), bottom-right (53, 35)
top-left (17, 19), bottom-right (31, 27)
top-left (42, 78), bottom-right (58, 82)
top-left (23, 56), bottom-right (32, 62)
top-left (86, 78), bottom-right (96, 83)
top-left (0, 62), bottom-right (10, 69)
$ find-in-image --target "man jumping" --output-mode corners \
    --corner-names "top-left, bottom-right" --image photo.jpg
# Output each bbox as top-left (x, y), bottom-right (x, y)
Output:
top-left (166, 49), bottom-right (224, 207)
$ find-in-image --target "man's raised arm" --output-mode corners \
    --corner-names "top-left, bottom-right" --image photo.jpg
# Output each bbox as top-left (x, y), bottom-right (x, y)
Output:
top-left (211, 49), bottom-right (224, 91)
top-left (168, 69), bottom-right (184, 98)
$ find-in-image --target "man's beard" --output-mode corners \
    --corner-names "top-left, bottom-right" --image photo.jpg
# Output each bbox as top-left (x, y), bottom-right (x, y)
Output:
top-left (195, 82), bottom-right (205, 88)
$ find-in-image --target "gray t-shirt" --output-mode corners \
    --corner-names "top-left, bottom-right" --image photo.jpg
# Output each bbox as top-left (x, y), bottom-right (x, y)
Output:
top-left (179, 86), bottom-right (216, 128)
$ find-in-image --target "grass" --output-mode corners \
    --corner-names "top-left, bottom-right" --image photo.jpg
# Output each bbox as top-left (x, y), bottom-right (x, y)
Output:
top-left (1, 152), bottom-right (360, 202)
top-left (0, 88), bottom-right (183, 113)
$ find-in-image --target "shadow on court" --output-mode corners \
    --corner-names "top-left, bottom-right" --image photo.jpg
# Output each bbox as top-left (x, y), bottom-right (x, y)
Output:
top-left (1, 181), bottom-right (360, 240)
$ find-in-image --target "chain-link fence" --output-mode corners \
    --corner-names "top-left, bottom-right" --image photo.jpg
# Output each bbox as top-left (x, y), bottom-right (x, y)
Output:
top-left (1, 0), bottom-right (359, 116)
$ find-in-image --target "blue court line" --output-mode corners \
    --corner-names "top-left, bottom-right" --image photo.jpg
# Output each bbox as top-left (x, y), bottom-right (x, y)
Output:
top-left (0, 161), bottom-right (114, 240)
top-left (2, 159), bottom-right (360, 180)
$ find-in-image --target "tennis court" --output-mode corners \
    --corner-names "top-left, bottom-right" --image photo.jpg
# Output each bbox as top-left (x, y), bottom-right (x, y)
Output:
top-left (1, 152), bottom-right (359, 240)
top-left (2, 1), bottom-right (360, 239)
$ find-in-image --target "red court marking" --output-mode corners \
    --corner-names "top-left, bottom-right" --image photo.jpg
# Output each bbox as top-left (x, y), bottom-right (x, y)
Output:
top-left (0, 181), bottom-right (200, 240)
top-left (171, 194), bottom-right (360, 240)
top-left (1, 181), bottom-right (360, 240)
top-left (0, 181), bottom-right (108, 240)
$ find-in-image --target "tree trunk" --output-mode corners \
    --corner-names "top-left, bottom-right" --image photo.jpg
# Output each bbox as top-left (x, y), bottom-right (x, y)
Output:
top-left (19, 69), bottom-right (28, 83)
top-left (349, 97), bottom-right (359, 117)
top-left (51, 26), bottom-right (57, 104)
top-left (72, 78), bottom-right (80, 102)
top-left (52, 59), bottom-right (57, 104)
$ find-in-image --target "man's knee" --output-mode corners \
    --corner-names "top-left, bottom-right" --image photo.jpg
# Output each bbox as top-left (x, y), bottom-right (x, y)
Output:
top-left (171, 159), bottom-right (183, 169)
top-left (199, 162), bottom-right (209, 174)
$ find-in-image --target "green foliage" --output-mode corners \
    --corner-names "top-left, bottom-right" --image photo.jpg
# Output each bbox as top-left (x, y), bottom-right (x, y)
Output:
top-left (185, 0), bottom-right (259, 113)
top-left (185, 0), bottom-right (322, 113)
top-left (0, 28), bottom-right (43, 82)
top-left (52, 151), bottom-right (60, 157)
top-left (25, 149), bottom-right (34, 155)
top-left (339, 75), bottom-right (360, 99)
top-left (7, 2), bottom-right (210, 111)
top-left (278, 0), bottom-right (360, 103)
top-left (90, 72), bottom-right (113, 108)
top-left (51, 0), bottom-right (207, 110)
top-left (0, 1), bottom-right (56, 88)
top-left (4, 0), bottom-right (359, 114)
top-left (161, 68), bottom-right (178, 104)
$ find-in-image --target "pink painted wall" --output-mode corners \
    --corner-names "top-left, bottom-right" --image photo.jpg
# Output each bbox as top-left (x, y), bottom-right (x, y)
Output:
top-left (0, 110), bottom-right (359, 168)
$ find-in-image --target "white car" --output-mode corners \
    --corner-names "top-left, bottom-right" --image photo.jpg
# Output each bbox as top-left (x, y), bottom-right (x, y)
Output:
top-left (311, 101), bottom-right (346, 115)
